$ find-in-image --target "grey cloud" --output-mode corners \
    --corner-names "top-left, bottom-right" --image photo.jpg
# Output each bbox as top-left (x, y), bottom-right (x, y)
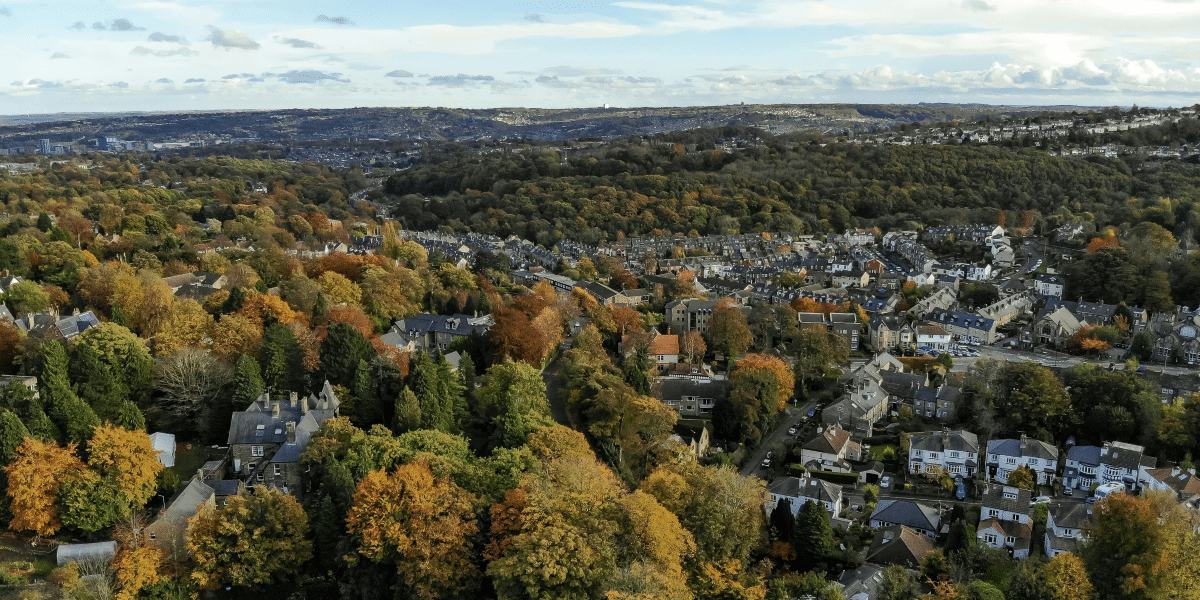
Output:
top-left (111, 82), bottom-right (129, 88)
top-left (428, 74), bottom-right (495, 86)
top-left (0, 6), bottom-right (10, 18)
top-left (207, 26), bottom-right (260, 50)
top-left (14, 78), bottom-right (62, 88)
top-left (50, 52), bottom-right (69, 59)
top-left (92, 21), bottom-right (105, 30)
top-left (962, 0), bottom-right (996, 11)
top-left (279, 37), bottom-right (321, 49)
top-left (184, 78), bottom-right (205, 83)
top-left (92, 18), bottom-right (145, 31)
top-left (316, 14), bottom-right (354, 25)
top-left (155, 78), bottom-right (173, 84)
top-left (130, 45), bottom-right (199, 57)
top-left (349, 62), bottom-right (382, 71)
top-left (148, 32), bottom-right (188, 44)
top-left (276, 70), bottom-right (349, 84)
top-left (385, 69), bottom-right (413, 77)
top-left (69, 21), bottom-right (85, 30)
top-left (524, 13), bottom-right (545, 22)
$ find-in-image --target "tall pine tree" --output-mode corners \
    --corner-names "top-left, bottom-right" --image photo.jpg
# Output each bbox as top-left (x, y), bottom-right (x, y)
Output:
top-left (351, 359), bottom-right (383, 428)
top-left (319, 323), bottom-right (375, 388)
top-left (40, 341), bottom-right (99, 444)
top-left (793, 499), bottom-right (834, 572)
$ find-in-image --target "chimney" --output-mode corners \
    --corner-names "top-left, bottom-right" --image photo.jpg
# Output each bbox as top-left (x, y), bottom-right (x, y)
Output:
top-left (272, 402), bottom-right (280, 418)
top-left (286, 422), bottom-right (296, 443)
top-left (301, 394), bottom-right (309, 414)
top-left (289, 391), bottom-right (297, 407)
top-left (196, 468), bottom-right (205, 481)
top-left (26, 313), bottom-right (34, 330)
top-left (72, 308), bottom-right (79, 317)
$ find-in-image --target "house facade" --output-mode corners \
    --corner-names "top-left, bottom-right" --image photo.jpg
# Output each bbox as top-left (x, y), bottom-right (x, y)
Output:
top-left (986, 435), bottom-right (1059, 485)
top-left (765, 476), bottom-right (843, 517)
top-left (978, 485), bottom-right (1033, 559)
top-left (1044, 503), bottom-right (1093, 557)
top-left (227, 384), bottom-right (340, 500)
top-left (799, 425), bottom-right (862, 473)
top-left (907, 430), bottom-right (980, 477)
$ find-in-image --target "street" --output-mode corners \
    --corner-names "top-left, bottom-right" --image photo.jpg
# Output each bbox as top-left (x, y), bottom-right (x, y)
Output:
top-left (740, 399), bottom-right (820, 478)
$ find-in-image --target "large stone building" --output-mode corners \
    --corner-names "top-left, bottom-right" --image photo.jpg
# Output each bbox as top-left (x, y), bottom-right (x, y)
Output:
top-left (226, 383), bottom-right (340, 499)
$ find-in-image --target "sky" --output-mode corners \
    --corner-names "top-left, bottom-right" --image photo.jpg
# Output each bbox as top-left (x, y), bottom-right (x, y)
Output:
top-left (2, 0), bottom-right (1200, 114)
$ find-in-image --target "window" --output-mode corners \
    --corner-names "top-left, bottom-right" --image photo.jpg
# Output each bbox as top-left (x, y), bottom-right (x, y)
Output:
top-left (1028, 458), bottom-right (1038, 466)
top-left (251, 445), bottom-right (264, 457)
top-left (149, 533), bottom-right (156, 540)
top-left (988, 509), bottom-right (999, 518)
top-left (984, 533), bottom-right (997, 545)
top-left (1005, 536), bottom-right (1016, 544)
top-left (913, 450), bottom-right (922, 457)
top-left (256, 472), bottom-right (264, 482)
top-left (255, 424), bottom-right (265, 437)
top-left (929, 452), bottom-right (939, 459)
top-left (1006, 457), bottom-right (1017, 465)
top-left (273, 464), bottom-right (281, 476)
top-left (950, 451), bottom-right (960, 458)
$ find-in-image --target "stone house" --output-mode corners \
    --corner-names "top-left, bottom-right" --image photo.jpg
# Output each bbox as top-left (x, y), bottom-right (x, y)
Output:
top-left (227, 383), bottom-right (340, 500)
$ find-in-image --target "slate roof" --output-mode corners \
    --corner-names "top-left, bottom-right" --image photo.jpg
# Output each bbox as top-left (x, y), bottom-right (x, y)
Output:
top-left (657, 379), bottom-right (728, 402)
top-left (209, 479), bottom-right (243, 497)
top-left (1049, 503), bottom-right (1094, 531)
top-left (987, 436), bottom-right (1058, 462)
top-left (1146, 468), bottom-right (1200, 497)
top-left (909, 430), bottom-right (979, 454)
top-left (867, 525), bottom-right (936, 568)
top-left (839, 565), bottom-right (886, 600)
top-left (1102, 441), bottom-right (1153, 471)
top-left (926, 308), bottom-right (996, 332)
top-left (870, 500), bottom-right (941, 532)
top-left (575, 280), bottom-right (620, 303)
top-left (767, 476), bottom-right (841, 504)
top-left (1066, 445), bottom-right (1101, 466)
top-left (981, 485), bottom-right (1032, 515)
top-left (15, 310), bottom-right (100, 338)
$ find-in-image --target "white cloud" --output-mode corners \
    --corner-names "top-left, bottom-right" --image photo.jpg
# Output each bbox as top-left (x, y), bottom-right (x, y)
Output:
top-left (206, 26), bottom-right (260, 50)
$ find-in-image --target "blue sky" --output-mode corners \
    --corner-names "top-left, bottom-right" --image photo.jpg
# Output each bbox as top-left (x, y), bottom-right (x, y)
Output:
top-left (3, 0), bottom-right (1200, 114)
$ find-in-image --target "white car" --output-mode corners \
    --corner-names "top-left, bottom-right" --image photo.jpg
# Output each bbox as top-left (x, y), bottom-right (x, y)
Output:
top-left (880, 475), bottom-right (892, 489)
top-left (788, 426), bottom-right (798, 436)
top-left (761, 451), bottom-right (773, 469)
top-left (1031, 496), bottom-right (1052, 505)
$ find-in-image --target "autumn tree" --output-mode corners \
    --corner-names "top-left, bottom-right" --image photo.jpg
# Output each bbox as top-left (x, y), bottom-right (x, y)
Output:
top-left (154, 349), bottom-right (233, 437)
top-left (586, 384), bottom-right (678, 475)
top-left (726, 353), bottom-right (795, 444)
top-left (74, 321), bottom-right (154, 406)
top-left (346, 462), bottom-right (479, 600)
top-left (210, 313), bottom-right (263, 361)
top-left (317, 270), bottom-right (362, 307)
top-left (5, 437), bottom-right (87, 536)
top-left (6, 280), bottom-right (49, 316)
top-left (1081, 491), bottom-right (1200, 600)
top-left (488, 307), bottom-right (545, 366)
top-left (679, 331), bottom-right (707, 363)
top-left (112, 512), bottom-right (164, 600)
top-left (707, 299), bottom-right (752, 360)
top-left (642, 462), bottom-right (766, 565)
top-left (1006, 465), bottom-right (1036, 491)
top-left (1043, 552), bottom-right (1093, 600)
top-left (476, 358), bottom-right (553, 449)
top-left (188, 487), bottom-right (313, 590)
top-left (148, 297), bottom-right (214, 357)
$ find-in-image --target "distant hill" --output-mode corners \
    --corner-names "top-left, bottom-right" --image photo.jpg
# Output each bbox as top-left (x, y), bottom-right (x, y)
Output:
top-left (0, 103), bottom-right (1081, 146)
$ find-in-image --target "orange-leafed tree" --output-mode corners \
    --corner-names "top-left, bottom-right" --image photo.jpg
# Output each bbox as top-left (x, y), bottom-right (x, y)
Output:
top-left (188, 487), bottom-right (312, 590)
top-left (112, 512), bottom-right (165, 600)
top-left (610, 268), bottom-right (639, 291)
top-left (489, 307), bottom-right (544, 366)
top-left (1087, 235), bottom-right (1121, 254)
top-left (531, 306), bottom-right (564, 363)
top-left (611, 306), bottom-right (644, 337)
top-left (484, 488), bottom-right (527, 562)
top-left (346, 462), bottom-right (479, 600)
top-left (731, 353), bottom-right (795, 411)
top-left (316, 304), bottom-right (377, 341)
top-left (5, 437), bottom-right (87, 536)
top-left (679, 331), bottom-right (707, 363)
top-left (708, 298), bottom-right (752, 360)
top-left (210, 314), bottom-right (264, 361)
top-left (149, 297), bottom-right (214, 357)
top-left (88, 424), bottom-right (164, 510)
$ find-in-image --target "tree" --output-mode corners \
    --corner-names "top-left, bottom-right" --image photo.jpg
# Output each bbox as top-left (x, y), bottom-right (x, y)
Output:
top-left (794, 499), bottom-right (833, 570)
top-left (5, 280), bottom-right (49, 316)
top-left (1006, 465), bottom-right (1036, 491)
top-left (149, 297), bottom-right (214, 357)
top-left (679, 331), bottom-right (707, 363)
top-left (997, 362), bottom-right (1071, 439)
top-left (188, 487), bottom-right (313, 590)
top-left (87, 424), bottom-right (165, 512)
top-left (488, 307), bottom-right (545, 365)
top-left (642, 462), bottom-right (766, 565)
top-left (5, 437), bottom-right (87, 536)
top-left (1082, 491), bottom-right (1200, 600)
top-left (1044, 552), bottom-right (1093, 600)
top-left (154, 349), bottom-right (233, 437)
top-left (74, 322), bottom-right (154, 406)
top-left (0, 318), bottom-right (20, 373)
top-left (112, 512), bottom-right (165, 600)
top-left (260, 322), bottom-right (307, 394)
top-left (317, 270), bottom-right (363, 307)
top-left (347, 462), bottom-right (479, 600)
top-left (878, 565), bottom-right (919, 600)
top-left (408, 352), bottom-right (466, 434)
top-left (41, 341), bottom-right (101, 444)
top-left (477, 358), bottom-right (552, 449)
top-left (707, 299), bottom-right (752, 360)
top-left (279, 275), bottom-right (322, 316)
top-left (320, 322), bottom-right (376, 388)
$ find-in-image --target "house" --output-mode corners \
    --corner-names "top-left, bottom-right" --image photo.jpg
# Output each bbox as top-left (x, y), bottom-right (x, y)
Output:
top-left (992, 243), bottom-right (1015, 268)
top-left (1033, 273), bottom-right (1066, 298)
top-left (869, 500), bottom-right (941, 537)
top-left (907, 430), bottom-right (980, 478)
top-left (977, 291), bottom-right (1033, 327)
top-left (978, 485), bottom-right (1033, 558)
top-left (0, 270), bottom-right (21, 295)
top-left (907, 286), bottom-right (956, 319)
top-left (925, 309), bottom-right (998, 345)
top-left (765, 476), bottom-right (843, 517)
top-left (148, 432), bottom-right (176, 468)
top-left (821, 353), bottom-right (903, 437)
top-left (646, 331), bottom-right (680, 364)
top-left (227, 384), bottom-right (340, 499)
top-left (870, 314), bottom-right (914, 351)
top-left (1061, 445), bottom-right (1101, 491)
top-left (798, 312), bottom-right (863, 351)
top-left (665, 298), bottom-right (719, 334)
top-left (384, 313), bottom-right (493, 353)
top-left (1096, 441), bottom-right (1157, 491)
top-left (844, 229), bottom-right (877, 246)
top-left (916, 324), bottom-right (951, 351)
top-left (1144, 467), bottom-right (1200, 507)
top-left (13, 308), bottom-right (100, 341)
top-left (866, 525), bottom-right (936, 568)
top-left (615, 288), bottom-right (651, 307)
top-left (800, 425), bottom-right (862, 473)
top-left (146, 476), bottom-right (215, 559)
top-left (1031, 305), bottom-right (1084, 347)
top-left (163, 271), bottom-right (227, 301)
top-left (1044, 503), bottom-right (1094, 557)
top-left (657, 379), bottom-right (727, 418)
top-left (986, 435), bottom-right (1059, 485)
top-left (574, 280), bottom-right (621, 306)
top-left (838, 566), bottom-right (887, 600)
top-left (832, 270), bottom-right (870, 289)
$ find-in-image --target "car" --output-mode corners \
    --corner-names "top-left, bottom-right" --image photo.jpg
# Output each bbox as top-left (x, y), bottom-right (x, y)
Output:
top-left (955, 484), bottom-right (966, 500)
top-left (1031, 496), bottom-right (1052, 505)
top-left (788, 426), bottom-right (798, 436)
top-left (807, 409), bottom-right (816, 418)
top-left (880, 475), bottom-right (892, 489)
top-left (1136, 366), bottom-right (1148, 373)
top-left (1085, 496), bottom-right (1098, 505)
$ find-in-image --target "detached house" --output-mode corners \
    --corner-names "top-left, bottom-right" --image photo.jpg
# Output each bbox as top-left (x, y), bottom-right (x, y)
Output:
top-left (915, 324), bottom-right (951, 351)
top-left (986, 435), bottom-right (1059, 485)
top-left (870, 314), bottom-right (914, 351)
top-left (870, 500), bottom-right (941, 538)
top-left (867, 525), bottom-right (936, 568)
top-left (1044, 503), bottom-right (1094, 557)
top-left (1144, 467), bottom-right (1200, 508)
top-left (227, 383), bottom-right (340, 499)
top-left (978, 485), bottom-right (1034, 558)
top-left (799, 425), bottom-right (862, 473)
top-left (765, 476), bottom-right (843, 517)
top-left (1097, 441), bottom-right (1156, 491)
top-left (907, 430), bottom-right (979, 478)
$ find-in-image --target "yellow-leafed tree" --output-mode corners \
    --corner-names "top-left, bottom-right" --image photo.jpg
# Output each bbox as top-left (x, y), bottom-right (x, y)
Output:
top-left (87, 424), bottom-right (163, 510)
top-left (187, 487), bottom-right (312, 590)
top-left (4, 437), bottom-right (87, 536)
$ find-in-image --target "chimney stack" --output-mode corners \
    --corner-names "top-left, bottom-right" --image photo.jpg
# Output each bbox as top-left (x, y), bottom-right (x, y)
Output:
top-left (26, 313), bottom-right (34, 330)
top-left (196, 468), bottom-right (205, 481)
top-left (286, 422), bottom-right (296, 443)
top-left (301, 394), bottom-right (309, 414)
top-left (272, 402), bottom-right (280, 418)
top-left (289, 391), bottom-right (297, 407)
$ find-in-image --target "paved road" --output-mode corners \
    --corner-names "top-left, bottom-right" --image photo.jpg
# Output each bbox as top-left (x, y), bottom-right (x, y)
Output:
top-left (741, 400), bottom-right (820, 478)
top-left (542, 351), bottom-right (571, 426)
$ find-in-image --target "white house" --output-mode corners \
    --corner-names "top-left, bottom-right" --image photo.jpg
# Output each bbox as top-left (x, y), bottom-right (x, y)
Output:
top-left (1061, 445), bottom-right (1101, 491)
top-left (978, 485), bottom-right (1033, 559)
top-left (1097, 441), bottom-right (1157, 491)
top-left (916, 324), bottom-right (951, 351)
top-left (800, 425), bottom-right (862, 473)
top-left (907, 430), bottom-right (980, 478)
top-left (1033, 273), bottom-right (1066, 298)
top-left (765, 476), bottom-right (843, 517)
top-left (986, 435), bottom-right (1059, 485)
top-left (966, 264), bottom-right (993, 282)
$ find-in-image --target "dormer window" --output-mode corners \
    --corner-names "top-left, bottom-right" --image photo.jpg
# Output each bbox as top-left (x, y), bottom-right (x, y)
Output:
top-left (255, 425), bottom-right (265, 437)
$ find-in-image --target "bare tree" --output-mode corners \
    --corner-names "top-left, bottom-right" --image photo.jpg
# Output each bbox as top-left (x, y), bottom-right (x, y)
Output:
top-left (154, 349), bottom-right (234, 435)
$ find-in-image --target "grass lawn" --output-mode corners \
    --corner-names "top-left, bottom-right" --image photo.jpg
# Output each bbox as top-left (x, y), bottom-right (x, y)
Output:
top-left (170, 443), bottom-right (226, 487)
top-left (868, 444), bottom-right (898, 460)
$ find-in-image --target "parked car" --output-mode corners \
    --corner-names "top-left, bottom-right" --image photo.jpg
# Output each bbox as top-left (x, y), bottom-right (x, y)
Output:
top-left (807, 409), bottom-right (816, 418)
top-left (880, 475), bottom-right (892, 489)
top-left (788, 425), bottom-right (798, 436)
top-left (761, 451), bottom-right (773, 469)
top-left (1031, 496), bottom-right (1052, 505)
top-left (955, 484), bottom-right (966, 500)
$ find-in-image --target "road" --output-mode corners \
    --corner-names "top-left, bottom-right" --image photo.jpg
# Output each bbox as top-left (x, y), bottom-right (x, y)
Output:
top-left (542, 352), bottom-right (571, 426)
top-left (740, 400), bottom-right (820, 478)
top-left (1020, 239), bottom-right (1044, 275)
